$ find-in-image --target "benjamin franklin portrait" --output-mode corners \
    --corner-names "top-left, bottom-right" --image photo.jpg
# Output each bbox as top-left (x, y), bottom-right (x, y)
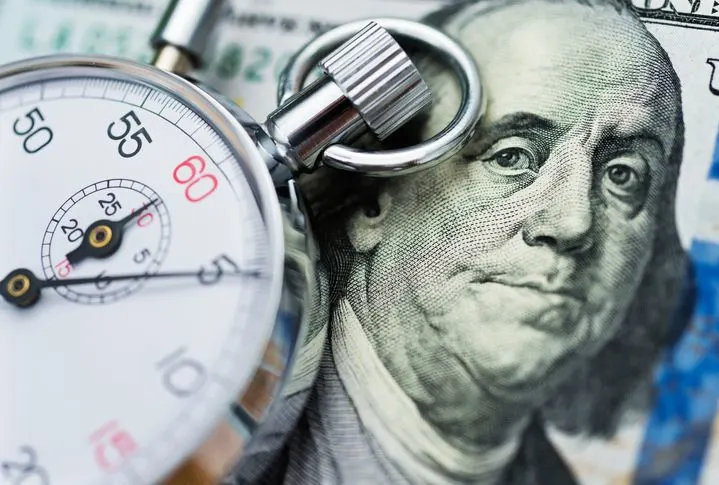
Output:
top-left (230, 0), bottom-right (688, 483)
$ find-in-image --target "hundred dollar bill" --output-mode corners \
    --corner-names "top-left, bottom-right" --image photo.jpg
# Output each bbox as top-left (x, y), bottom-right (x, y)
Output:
top-left (3, 0), bottom-right (719, 484)
top-left (241, 2), bottom-right (719, 485)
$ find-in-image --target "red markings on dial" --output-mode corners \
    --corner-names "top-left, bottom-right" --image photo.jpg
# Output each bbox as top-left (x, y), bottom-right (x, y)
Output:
top-left (172, 155), bottom-right (218, 203)
top-left (89, 421), bottom-right (138, 471)
top-left (132, 207), bottom-right (155, 228)
top-left (54, 258), bottom-right (73, 279)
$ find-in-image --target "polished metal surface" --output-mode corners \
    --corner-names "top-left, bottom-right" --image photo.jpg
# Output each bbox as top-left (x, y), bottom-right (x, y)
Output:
top-left (320, 21), bottom-right (431, 141)
top-left (152, 44), bottom-right (194, 74)
top-left (277, 17), bottom-right (486, 177)
top-left (0, 54), bottom-right (319, 484)
top-left (265, 21), bottom-right (430, 173)
top-left (151, 0), bottom-right (226, 69)
top-left (264, 77), bottom-right (365, 173)
top-left (0, 17), bottom-right (442, 484)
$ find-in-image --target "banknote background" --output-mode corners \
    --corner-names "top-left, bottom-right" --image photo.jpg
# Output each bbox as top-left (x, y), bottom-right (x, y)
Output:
top-left (1, 0), bottom-right (719, 483)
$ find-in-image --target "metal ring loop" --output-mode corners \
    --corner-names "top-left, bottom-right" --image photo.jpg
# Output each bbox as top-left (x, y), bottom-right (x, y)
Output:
top-left (277, 17), bottom-right (485, 177)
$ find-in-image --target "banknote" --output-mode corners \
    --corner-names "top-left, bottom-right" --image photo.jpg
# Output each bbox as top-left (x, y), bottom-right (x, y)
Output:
top-left (2, 0), bottom-right (719, 484)
top-left (239, 1), bottom-right (719, 485)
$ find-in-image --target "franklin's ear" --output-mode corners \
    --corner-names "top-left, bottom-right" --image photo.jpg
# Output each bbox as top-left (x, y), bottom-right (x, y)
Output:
top-left (346, 192), bottom-right (392, 253)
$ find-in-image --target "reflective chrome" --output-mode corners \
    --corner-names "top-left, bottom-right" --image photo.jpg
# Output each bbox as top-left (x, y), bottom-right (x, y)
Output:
top-left (0, 18), bottom-right (442, 484)
top-left (318, 21), bottom-right (431, 141)
top-left (0, 54), bottom-right (319, 485)
top-left (278, 17), bottom-right (486, 177)
top-left (265, 77), bottom-right (364, 173)
top-left (265, 21), bottom-right (431, 173)
top-left (151, 0), bottom-right (227, 70)
top-left (152, 45), bottom-right (194, 74)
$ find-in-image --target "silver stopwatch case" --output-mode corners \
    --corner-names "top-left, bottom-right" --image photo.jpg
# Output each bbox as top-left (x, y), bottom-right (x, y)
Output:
top-left (0, 1), bottom-right (483, 482)
top-left (0, 53), bottom-right (315, 484)
top-left (0, 24), bottom-right (432, 485)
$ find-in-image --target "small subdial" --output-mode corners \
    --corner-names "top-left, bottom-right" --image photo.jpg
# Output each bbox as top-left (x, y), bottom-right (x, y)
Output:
top-left (41, 179), bottom-right (171, 304)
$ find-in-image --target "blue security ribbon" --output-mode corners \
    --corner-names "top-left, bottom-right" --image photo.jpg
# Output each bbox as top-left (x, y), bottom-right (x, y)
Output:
top-left (633, 129), bottom-right (719, 485)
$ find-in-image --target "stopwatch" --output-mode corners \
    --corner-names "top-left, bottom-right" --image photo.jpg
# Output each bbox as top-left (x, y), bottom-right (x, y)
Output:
top-left (0, 0), bottom-right (483, 484)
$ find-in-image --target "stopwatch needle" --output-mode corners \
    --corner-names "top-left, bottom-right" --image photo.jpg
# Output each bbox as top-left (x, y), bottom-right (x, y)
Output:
top-left (66, 199), bottom-right (159, 266)
top-left (0, 267), bottom-right (262, 309)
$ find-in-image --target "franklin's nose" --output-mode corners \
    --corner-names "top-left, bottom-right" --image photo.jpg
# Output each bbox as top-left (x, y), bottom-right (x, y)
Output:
top-left (522, 151), bottom-right (594, 255)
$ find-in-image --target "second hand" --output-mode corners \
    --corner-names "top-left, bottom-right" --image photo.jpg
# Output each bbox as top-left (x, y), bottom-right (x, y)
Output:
top-left (40, 269), bottom-right (262, 288)
top-left (0, 267), bottom-right (263, 308)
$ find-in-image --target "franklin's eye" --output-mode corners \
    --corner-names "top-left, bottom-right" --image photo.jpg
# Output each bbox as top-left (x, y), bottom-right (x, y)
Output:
top-left (602, 160), bottom-right (647, 198)
top-left (486, 147), bottom-right (538, 176)
top-left (606, 165), bottom-right (638, 190)
top-left (474, 137), bottom-right (541, 177)
top-left (601, 155), bottom-right (650, 216)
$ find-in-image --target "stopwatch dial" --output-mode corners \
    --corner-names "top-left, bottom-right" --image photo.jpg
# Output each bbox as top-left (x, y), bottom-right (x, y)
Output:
top-left (0, 71), bottom-right (279, 485)
top-left (42, 179), bottom-right (171, 304)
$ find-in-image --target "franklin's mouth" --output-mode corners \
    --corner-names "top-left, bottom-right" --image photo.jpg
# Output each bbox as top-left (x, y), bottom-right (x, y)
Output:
top-left (469, 279), bottom-right (586, 334)
top-left (457, 280), bottom-right (590, 400)
top-left (494, 281), bottom-right (584, 303)
top-left (471, 272), bottom-right (586, 301)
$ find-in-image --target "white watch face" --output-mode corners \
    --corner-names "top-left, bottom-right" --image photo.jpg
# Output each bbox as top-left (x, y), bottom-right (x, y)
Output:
top-left (0, 64), bottom-right (280, 485)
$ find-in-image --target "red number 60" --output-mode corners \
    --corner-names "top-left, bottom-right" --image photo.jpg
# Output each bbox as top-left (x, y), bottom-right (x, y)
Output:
top-left (172, 155), bottom-right (219, 203)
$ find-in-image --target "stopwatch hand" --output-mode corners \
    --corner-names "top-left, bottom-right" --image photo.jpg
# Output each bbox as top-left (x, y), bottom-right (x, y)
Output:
top-left (65, 199), bottom-right (159, 266)
top-left (0, 267), bottom-right (262, 309)
top-left (40, 269), bottom-right (262, 288)
top-left (117, 198), bottom-right (159, 227)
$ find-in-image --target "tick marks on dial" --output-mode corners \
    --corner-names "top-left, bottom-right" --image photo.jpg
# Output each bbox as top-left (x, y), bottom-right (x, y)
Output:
top-left (41, 180), bottom-right (171, 304)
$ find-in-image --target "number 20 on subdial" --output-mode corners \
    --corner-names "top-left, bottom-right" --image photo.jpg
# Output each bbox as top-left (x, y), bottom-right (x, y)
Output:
top-left (42, 179), bottom-right (171, 304)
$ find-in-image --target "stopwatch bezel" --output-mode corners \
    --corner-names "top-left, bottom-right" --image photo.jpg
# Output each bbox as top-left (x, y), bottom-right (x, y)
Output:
top-left (0, 54), bottom-right (290, 484)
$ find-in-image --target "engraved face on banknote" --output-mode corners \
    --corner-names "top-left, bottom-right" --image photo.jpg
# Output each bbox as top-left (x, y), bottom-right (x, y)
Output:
top-left (352, 0), bottom-right (682, 402)
top-left (254, 0), bottom-right (689, 484)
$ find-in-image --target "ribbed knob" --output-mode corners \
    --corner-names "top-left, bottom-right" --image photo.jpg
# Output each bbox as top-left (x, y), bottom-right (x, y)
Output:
top-left (320, 21), bottom-right (432, 141)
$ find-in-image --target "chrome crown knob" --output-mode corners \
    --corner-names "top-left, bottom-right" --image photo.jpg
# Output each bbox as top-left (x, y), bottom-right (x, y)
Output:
top-left (320, 21), bottom-right (432, 141)
top-left (266, 20), bottom-right (433, 174)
